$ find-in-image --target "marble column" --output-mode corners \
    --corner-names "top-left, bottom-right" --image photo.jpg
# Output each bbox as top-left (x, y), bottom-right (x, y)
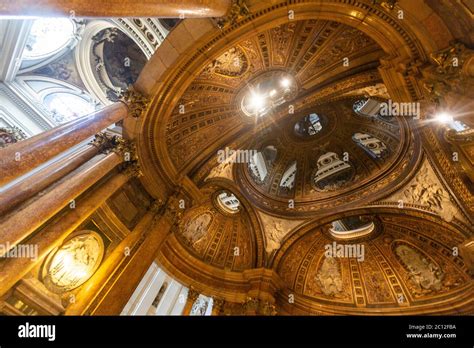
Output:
top-left (90, 210), bottom-right (174, 315)
top-left (0, 167), bottom-right (133, 298)
top-left (0, 142), bottom-right (101, 216)
top-left (0, 0), bottom-right (230, 17)
top-left (0, 150), bottom-right (124, 258)
top-left (0, 102), bottom-right (127, 186)
top-left (182, 288), bottom-right (200, 315)
top-left (64, 205), bottom-right (159, 315)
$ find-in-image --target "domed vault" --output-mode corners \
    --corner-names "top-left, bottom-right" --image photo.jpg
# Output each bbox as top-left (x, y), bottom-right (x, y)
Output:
top-left (131, 1), bottom-right (474, 315)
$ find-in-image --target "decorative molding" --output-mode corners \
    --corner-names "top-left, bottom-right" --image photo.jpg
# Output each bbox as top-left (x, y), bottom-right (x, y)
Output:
top-left (0, 83), bottom-right (52, 131)
top-left (371, 0), bottom-right (398, 11)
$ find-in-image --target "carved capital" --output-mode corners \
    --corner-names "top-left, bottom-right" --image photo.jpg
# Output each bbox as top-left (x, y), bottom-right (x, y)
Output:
top-left (149, 199), bottom-right (164, 213)
top-left (112, 137), bottom-right (138, 161)
top-left (259, 301), bottom-right (277, 316)
top-left (187, 288), bottom-right (200, 302)
top-left (430, 42), bottom-right (472, 76)
top-left (162, 195), bottom-right (184, 228)
top-left (212, 297), bottom-right (225, 311)
top-left (422, 41), bottom-right (474, 105)
top-left (216, 0), bottom-right (250, 29)
top-left (118, 88), bottom-right (149, 119)
top-left (243, 297), bottom-right (277, 315)
top-left (0, 126), bottom-right (27, 148)
top-left (243, 297), bottom-right (259, 313)
top-left (121, 161), bottom-right (143, 178)
top-left (89, 132), bottom-right (117, 153)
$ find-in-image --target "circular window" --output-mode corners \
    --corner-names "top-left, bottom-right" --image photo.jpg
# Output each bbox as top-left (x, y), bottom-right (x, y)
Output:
top-left (44, 92), bottom-right (97, 123)
top-left (42, 231), bottom-right (104, 293)
top-left (294, 113), bottom-right (323, 137)
top-left (23, 18), bottom-right (75, 59)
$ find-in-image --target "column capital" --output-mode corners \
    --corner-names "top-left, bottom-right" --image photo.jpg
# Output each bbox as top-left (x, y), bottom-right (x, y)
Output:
top-left (212, 297), bottom-right (225, 311)
top-left (121, 161), bottom-right (143, 179)
top-left (112, 137), bottom-right (138, 160)
top-left (243, 296), bottom-right (277, 315)
top-left (243, 296), bottom-right (259, 314)
top-left (118, 88), bottom-right (149, 119)
top-left (422, 41), bottom-right (474, 106)
top-left (163, 194), bottom-right (185, 225)
top-left (187, 287), bottom-right (200, 302)
top-left (89, 132), bottom-right (117, 153)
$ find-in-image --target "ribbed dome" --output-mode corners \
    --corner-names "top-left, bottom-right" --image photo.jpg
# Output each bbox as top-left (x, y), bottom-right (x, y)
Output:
top-left (235, 97), bottom-right (411, 216)
top-left (175, 193), bottom-right (257, 271)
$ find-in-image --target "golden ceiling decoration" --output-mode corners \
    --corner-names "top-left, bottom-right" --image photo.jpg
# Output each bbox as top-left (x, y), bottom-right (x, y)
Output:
top-left (164, 19), bottom-right (383, 174)
top-left (175, 197), bottom-right (256, 271)
top-left (275, 214), bottom-right (471, 314)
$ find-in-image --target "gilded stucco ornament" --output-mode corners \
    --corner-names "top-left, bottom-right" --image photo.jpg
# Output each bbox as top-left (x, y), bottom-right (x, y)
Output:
top-left (389, 159), bottom-right (460, 223)
top-left (371, 0), bottom-right (398, 10)
top-left (216, 0), bottom-right (250, 29)
top-left (89, 132), bottom-right (117, 153)
top-left (422, 42), bottom-right (474, 105)
top-left (315, 257), bottom-right (344, 297)
top-left (0, 126), bottom-right (27, 148)
top-left (118, 88), bottom-right (150, 118)
top-left (394, 244), bottom-right (444, 294)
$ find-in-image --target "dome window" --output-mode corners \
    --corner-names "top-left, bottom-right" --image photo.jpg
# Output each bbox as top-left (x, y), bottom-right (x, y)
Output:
top-left (352, 133), bottom-right (388, 159)
top-left (23, 18), bottom-right (75, 60)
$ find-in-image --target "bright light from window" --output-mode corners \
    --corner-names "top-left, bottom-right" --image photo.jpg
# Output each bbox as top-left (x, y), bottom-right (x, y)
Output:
top-left (249, 93), bottom-right (266, 112)
top-left (280, 78), bottom-right (291, 88)
top-left (240, 72), bottom-right (297, 118)
top-left (23, 18), bottom-right (74, 59)
top-left (44, 93), bottom-right (96, 123)
top-left (435, 112), bottom-right (454, 124)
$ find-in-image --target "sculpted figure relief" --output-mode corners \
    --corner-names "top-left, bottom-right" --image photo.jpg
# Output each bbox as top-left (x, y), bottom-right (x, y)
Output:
top-left (315, 257), bottom-right (343, 296)
top-left (401, 162), bottom-right (457, 222)
top-left (203, 47), bottom-right (248, 77)
top-left (266, 221), bottom-right (285, 253)
top-left (395, 245), bottom-right (444, 294)
top-left (182, 213), bottom-right (212, 246)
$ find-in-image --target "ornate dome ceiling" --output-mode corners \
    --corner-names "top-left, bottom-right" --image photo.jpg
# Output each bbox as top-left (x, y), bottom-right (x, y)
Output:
top-left (174, 186), bottom-right (259, 272)
top-left (274, 212), bottom-right (473, 315)
top-left (234, 97), bottom-right (411, 216)
top-left (133, 0), bottom-right (474, 316)
top-left (163, 19), bottom-right (385, 175)
top-left (146, 19), bottom-right (420, 218)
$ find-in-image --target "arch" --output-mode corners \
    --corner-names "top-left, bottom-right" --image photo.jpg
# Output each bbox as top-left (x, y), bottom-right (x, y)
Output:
top-left (271, 207), bottom-right (472, 315)
top-left (134, 1), bottom-right (442, 199)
